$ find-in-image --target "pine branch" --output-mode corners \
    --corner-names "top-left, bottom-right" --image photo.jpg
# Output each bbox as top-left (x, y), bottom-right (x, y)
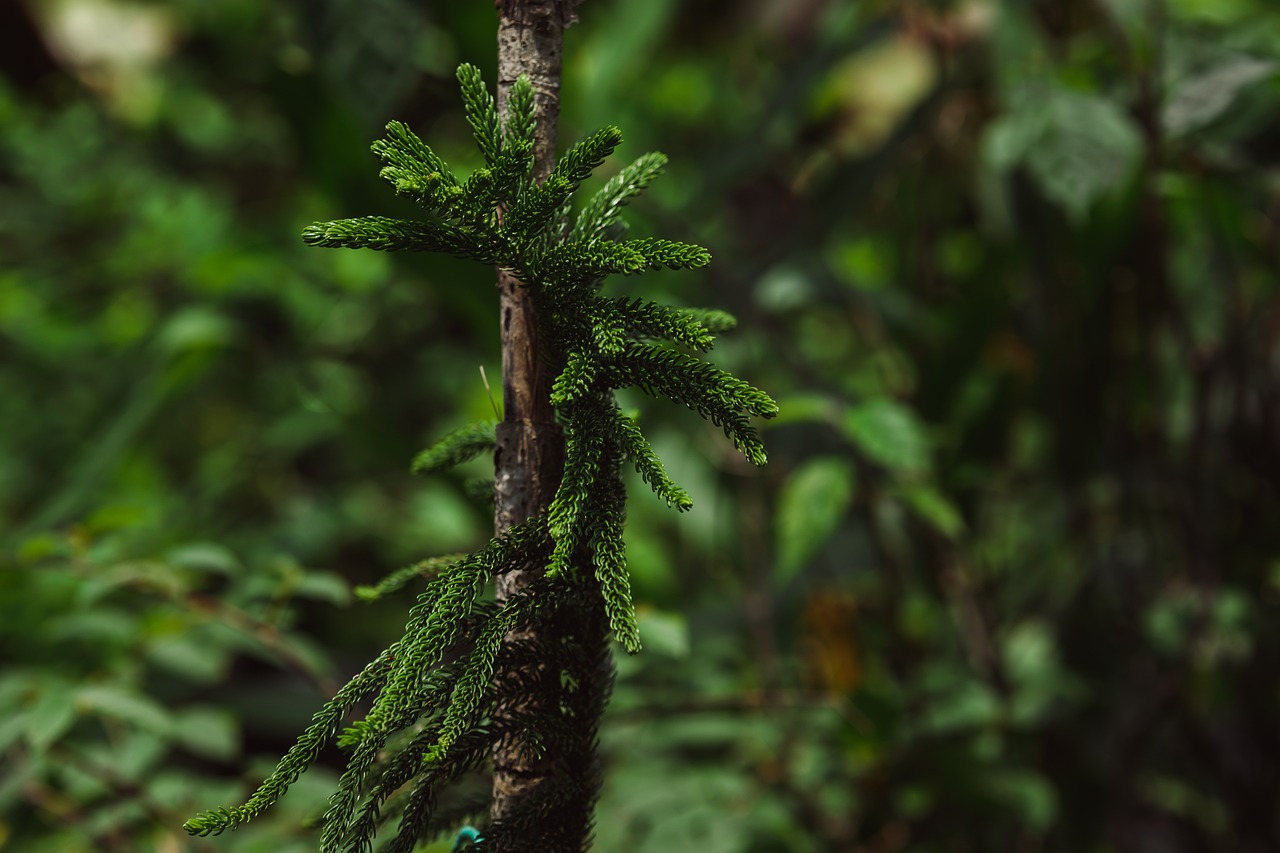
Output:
top-left (550, 126), bottom-right (623, 196)
top-left (608, 297), bottom-right (719, 351)
top-left (436, 591), bottom-right (541, 757)
top-left (605, 343), bottom-right (777, 467)
top-left (626, 237), bottom-right (712, 270)
top-left (549, 349), bottom-right (598, 406)
top-left (571, 151), bottom-right (667, 243)
top-left (503, 75), bottom-right (536, 151)
top-left (602, 404), bottom-right (692, 511)
top-left (355, 554), bottom-right (468, 602)
top-left (535, 240), bottom-right (647, 283)
top-left (592, 469), bottom-right (640, 653)
top-left (373, 121), bottom-right (459, 211)
top-left (502, 174), bottom-right (573, 250)
top-left (458, 63), bottom-right (501, 167)
top-left (411, 422), bottom-right (498, 476)
top-left (546, 410), bottom-right (605, 578)
top-left (679, 306), bottom-right (737, 334)
top-left (182, 646), bottom-right (399, 836)
top-left (302, 217), bottom-right (465, 254)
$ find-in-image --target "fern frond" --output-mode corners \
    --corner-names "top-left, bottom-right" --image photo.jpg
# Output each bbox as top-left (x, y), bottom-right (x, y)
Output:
top-left (457, 64), bottom-right (500, 167)
top-left (571, 152), bottom-right (667, 243)
top-left (411, 421), bottom-right (498, 476)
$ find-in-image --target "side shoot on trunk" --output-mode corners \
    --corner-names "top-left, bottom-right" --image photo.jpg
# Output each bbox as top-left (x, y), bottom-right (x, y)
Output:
top-left (183, 65), bottom-right (775, 851)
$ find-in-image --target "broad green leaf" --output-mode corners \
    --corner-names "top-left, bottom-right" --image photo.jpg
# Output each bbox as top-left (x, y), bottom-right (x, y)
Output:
top-left (841, 398), bottom-right (930, 472)
top-left (775, 458), bottom-right (855, 582)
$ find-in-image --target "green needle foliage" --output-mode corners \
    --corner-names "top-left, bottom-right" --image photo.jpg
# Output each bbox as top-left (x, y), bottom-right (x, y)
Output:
top-left (185, 63), bottom-right (775, 850)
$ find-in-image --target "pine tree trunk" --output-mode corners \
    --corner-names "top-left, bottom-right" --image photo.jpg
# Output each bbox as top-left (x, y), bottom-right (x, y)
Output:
top-left (491, 1), bottom-right (597, 846)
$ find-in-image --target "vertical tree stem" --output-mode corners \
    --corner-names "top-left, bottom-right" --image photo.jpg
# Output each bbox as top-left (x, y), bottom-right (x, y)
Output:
top-left (491, 0), bottom-right (584, 836)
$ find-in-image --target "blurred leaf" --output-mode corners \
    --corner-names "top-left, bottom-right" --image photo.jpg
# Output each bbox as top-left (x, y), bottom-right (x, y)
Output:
top-left (980, 769), bottom-right (1058, 830)
top-left (766, 393), bottom-right (838, 427)
top-left (75, 684), bottom-right (172, 738)
top-left (157, 306), bottom-right (237, 353)
top-left (774, 457), bottom-right (855, 582)
top-left (841, 398), bottom-right (929, 472)
top-left (145, 631), bottom-right (232, 684)
top-left (1164, 55), bottom-right (1278, 137)
top-left (899, 484), bottom-right (964, 538)
top-left (174, 707), bottom-right (239, 760)
top-left (634, 608), bottom-right (689, 658)
top-left (985, 89), bottom-right (1143, 220)
top-left (165, 542), bottom-right (241, 575)
top-left (25, 682), bottom-right (77, 753)
top-left (0, 712), bottom-right (27, 754)
top-left (292, 570), bottom-right (351, 606)
top-left (1170, 0), bottom-right (1264, 24)
top-left (46, 608), bottom-right (136, 647)
top-left (920, 678), bottom-right (1002, 734)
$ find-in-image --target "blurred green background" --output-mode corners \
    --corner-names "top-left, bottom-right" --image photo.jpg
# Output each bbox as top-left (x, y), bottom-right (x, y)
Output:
top-left (3, 0), bottom-right (1280, 850)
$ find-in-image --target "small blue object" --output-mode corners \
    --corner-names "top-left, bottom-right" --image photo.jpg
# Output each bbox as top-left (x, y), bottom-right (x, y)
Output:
top-left (451, 825), bottom-right (482, 852)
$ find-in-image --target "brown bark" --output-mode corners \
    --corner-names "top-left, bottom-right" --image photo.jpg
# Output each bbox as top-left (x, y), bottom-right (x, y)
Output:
top-left (490, 0), bottom-right (584, 833)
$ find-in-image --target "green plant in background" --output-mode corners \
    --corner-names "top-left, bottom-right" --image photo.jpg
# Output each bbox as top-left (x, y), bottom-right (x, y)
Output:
top-left (183, 63), bottom-right (775, 851)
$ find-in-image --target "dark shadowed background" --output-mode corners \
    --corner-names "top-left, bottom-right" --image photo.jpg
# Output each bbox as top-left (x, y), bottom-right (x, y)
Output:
top-left (3, 0), bottom-right (1280, 850)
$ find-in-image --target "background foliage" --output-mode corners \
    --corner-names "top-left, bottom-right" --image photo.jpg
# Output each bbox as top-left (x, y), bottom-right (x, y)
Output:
top-left (3, 0), bottom-right (1279, 850)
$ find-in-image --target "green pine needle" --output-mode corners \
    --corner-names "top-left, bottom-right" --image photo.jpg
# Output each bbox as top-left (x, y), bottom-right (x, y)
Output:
top-left (411, 421), bottom-right (497, 476)
top-left (457, 63), bottom-right (501, 166)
